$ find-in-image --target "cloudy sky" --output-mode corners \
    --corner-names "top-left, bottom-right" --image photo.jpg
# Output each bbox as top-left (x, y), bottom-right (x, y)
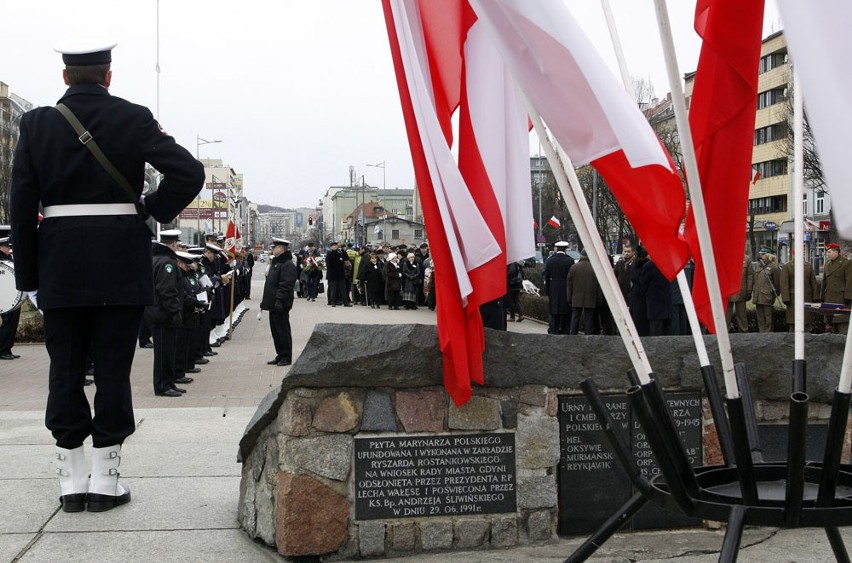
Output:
top-left (3, 1), bottom-right (781, 210)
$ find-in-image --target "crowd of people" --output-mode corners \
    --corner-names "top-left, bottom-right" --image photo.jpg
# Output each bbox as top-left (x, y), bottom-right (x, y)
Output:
top-left (541, 239), bottom-right (852, 336)
top-left (291, 240), bottom-right (435, 311)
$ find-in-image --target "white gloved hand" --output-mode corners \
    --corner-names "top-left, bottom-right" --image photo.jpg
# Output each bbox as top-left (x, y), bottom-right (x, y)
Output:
top-left (26, 290), bottom-right (38, 308)
top-left (257, 311), bottom-right (263, 321)
top-left (230, 259), bottom-right (237, 268)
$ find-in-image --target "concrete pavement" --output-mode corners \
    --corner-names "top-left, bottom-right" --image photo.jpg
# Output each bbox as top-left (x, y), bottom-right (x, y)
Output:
top-left (2, 281), bottom-right (850, 561)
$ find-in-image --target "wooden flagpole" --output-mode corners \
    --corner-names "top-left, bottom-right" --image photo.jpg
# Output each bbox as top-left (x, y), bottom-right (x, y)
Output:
top-left (600, 0), bottom-right (712, 369)
top-left (524, 95), bottom-right (653, 384)
top-left (652, 0), bottom-right (740, 399)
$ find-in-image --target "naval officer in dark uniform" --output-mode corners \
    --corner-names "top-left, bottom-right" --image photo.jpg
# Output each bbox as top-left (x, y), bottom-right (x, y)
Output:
top-left (0, 229), bottom-right (21, 360)
top-left (260, 237), bottom-right (297, 366)
top-left (10, 42), bottom-right (204, 512)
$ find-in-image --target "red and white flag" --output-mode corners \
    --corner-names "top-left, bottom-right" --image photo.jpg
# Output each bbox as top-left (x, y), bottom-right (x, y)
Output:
top-left (224, 220), bottom-right (236, 255)
top-left (778, 0), bottom-right (852, 239)
top-left (235, 226), bottom-right (243, 252)
top-left (469, 0), bottom-right (689, 280)
top-left (382, 0), bottom-right (533, 405)
top-left (685, 0), bottom-right (764, 333)
top-left (547, 216), bottom-right (561, 229)
top-left (751, 168), bottom-right (761, 184)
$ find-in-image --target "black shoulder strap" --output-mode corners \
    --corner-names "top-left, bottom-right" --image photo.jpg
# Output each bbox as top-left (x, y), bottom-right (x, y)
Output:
top-left (54, 103), bottom-right (147, 219)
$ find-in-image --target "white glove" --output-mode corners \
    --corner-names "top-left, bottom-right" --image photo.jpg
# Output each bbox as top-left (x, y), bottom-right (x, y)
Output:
top-left (257, 311), bottom-right (263, 321)
top-left (27, 290), bottom-right (39, 308)
top-left (230, 259), bottom-right (237, 268)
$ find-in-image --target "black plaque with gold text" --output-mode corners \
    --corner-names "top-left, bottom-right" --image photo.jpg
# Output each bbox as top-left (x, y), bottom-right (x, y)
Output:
top-left (354, 433), bottom-right (516, 520)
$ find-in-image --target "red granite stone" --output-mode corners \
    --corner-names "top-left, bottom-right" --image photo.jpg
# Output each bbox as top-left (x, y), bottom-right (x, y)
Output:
top-left (275, 472), bottom-right (350, 556)
top-left (312, 392), bottom-right (361, 433)
top-left (395, 389), bottom-right (446, 433)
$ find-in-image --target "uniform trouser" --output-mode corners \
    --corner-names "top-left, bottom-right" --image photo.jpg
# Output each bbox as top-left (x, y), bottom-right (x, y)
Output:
top-left (175, 327), bottom-right (194, 373)
top-left (138, 316), bottom-right (152, 345)
top-left (756, 304), bottom-right (774, 332)
top-left (829, 314), bottom-right (849, 335)
top-left (549, 314), bottom-right (570, 335)
top-left (44, 306), bottom-right (141, 449)
top-left (194, 320), bottom-right (207, 359)
top-left (152, 325), bottom-right (177, 394)
top-left (268, 310), bottom-right (292, 362)
top-left (726, 300), bottom-right (748, 332)
top-left (0, 307), bottom-right (21, 354)
top-left (570, 307), bottom-right (596, 335)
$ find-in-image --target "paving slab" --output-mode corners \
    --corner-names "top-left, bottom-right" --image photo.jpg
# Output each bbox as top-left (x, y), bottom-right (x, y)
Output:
top-left (18, 529), bottom-right (285, 563)
top-left (0, 444), bottom-right (53, 479)
top-left (0, 479), bottom-right (59, 534)
top-left (0, 412), bottom-right (52, 445)
top-left (0, 533), bottom-right (36, 562)
top-left (43, 476), bottom-right (240, 533)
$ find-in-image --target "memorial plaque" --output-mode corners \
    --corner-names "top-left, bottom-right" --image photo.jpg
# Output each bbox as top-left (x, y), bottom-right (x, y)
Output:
top-left (758, 423), bottom-right (829, 463)
top-left (354, 433), bottom-right (516, 520)
top-left (631, 392), bottom-right (703, 530)
top-left (558, 395), bottom-right (631, 535)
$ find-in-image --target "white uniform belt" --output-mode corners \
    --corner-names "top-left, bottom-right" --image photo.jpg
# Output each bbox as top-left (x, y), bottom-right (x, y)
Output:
top-left (42, 203), bottom-right (138, 218)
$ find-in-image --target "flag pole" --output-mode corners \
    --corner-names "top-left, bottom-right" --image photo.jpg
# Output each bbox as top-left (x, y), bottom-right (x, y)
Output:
top-left (792, 69), bottom-right (805, 362)
top-left (600, 0), bottom-right (711, 369)
top-left (652, 0), bottom-right (739, 399)
top-left (525, 96), bottom-right (653, 384)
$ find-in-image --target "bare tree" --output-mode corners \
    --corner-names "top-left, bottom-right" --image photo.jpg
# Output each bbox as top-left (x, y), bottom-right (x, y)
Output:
top-left (633, 75), bottom-right (657, 107)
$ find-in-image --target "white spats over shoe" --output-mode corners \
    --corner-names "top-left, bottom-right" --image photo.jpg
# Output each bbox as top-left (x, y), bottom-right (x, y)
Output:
top-left (55, 446), bottom-right (88, 513)
top-left (87, 445), bottom-right (131, 512)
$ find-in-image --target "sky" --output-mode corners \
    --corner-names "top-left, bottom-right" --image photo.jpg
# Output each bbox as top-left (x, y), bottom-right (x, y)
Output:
top-left (2, 0), bottom-right (781, 210)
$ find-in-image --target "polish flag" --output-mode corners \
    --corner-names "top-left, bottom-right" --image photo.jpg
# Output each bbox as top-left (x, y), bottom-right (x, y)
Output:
top-left (224, 220), bottom-right (236, 255)
top-left (751, 168), bottom-right (761, 184)
top-left (547, 216), bottom-right (561, 229)
top-left (685, 0), bottom-right (764, 332)
top-left (382, 0), bottom-right (533, 404)
top-left (469, 0), bottom-right (689, 281)
top-left (778, 0), bottom-right (852, 239)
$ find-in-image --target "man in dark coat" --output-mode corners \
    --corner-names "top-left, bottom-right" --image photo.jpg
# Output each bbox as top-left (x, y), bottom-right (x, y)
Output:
top-left (325, 241), bottom-right (350, 307)
top-left (10, 44), bottom-right (203, 513)
top-left (641, 259), bottom-right (673, 337)
top-left (567, 250), bottom-right (600, 335)
top-left (542, 241), bottom-right (574, 334)
top-left (0, 231), bottom-right (21, 360)
top-left (145, 230), bottom-right (188, 398)
top-left (260, 238), bottom-right (297, 366)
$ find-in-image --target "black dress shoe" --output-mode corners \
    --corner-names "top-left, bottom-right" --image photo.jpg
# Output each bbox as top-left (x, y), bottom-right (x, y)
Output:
top-left (203, 351), bottom-right (217, 356)
top-left (87, 487), bottom-right (131, 512)
top-left (60, 492), bottom-right (87, 513)
top-left (277, 359), bottom-right (291, 366)
top-left (10, 354), bottom-right (20, 359)
top-left (185, 367), bottom-right (201, 374)
top-left (211, 342), bottom-right (221, 348)
top-left (155, 389), bottom-right (182, 397)
top-left (267, 358), bottom-right (281, 365)
top-left (0, 354), bottom-right (15, 360)
top-left (344, 304), bottom-right (353, 307)
top-left (195, 358), bottom-right (210, 365)
top-left (83, 378), bottom-right (94, 386)
top-left (139, 342), bottom-right (154, 349)
top-left (173, 386), bottom-right (187, 394)
top-left (174, 377), bottom-right (194, 384)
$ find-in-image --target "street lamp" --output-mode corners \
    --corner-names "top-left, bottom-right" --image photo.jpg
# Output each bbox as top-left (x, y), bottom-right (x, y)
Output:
top-left (197, 135), bottom-right (221, 159)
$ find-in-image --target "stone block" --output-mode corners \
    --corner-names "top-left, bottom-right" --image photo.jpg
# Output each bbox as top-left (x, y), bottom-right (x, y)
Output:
top-left (361, 390), bottom-right (399, 432)
top-left (516, 415), bottom-right (560, 469)
top-left (358, 521), bottom-right (386, 557)
top-left (313, 391), bottom-right (362, 433)
top-left (455, 519), bottom-right (489, 549)
top-left (527, 510), bottom-right (552, 542)
top-left (279, 434), bottom-right (352, 482)
top-left (255, 477), bottom-right (275, 545)
top-left (517, 385), bottom-right (547, 407)
top-left (391, 521), bottom-right (417, 552)
top-left (396, 389), bottom-right (446, 433)
top-left (501, 399), bottom-right (518, 429)
top-left (448, 396), bottom-right (501, 431)
top-left (546, 389), bottom-right (559, 417)
top-left (239, 469), bottom-right (257, 537)
top-left (490, 516), bottom-right (518, 547)
top-left (276, 472), bottom-right (350, 556)
top-left (419, 520), bottom-right (453, 551)
top-left (278, 397), bottom-right (312, 437)
top-left (517, 475), bottom-right (557, 510)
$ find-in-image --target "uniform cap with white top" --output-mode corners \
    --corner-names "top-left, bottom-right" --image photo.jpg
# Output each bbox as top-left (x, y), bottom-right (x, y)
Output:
top-left (54, 41), bottom-right (117, 66)
top-left (159, 229), bottom-right (181, 243)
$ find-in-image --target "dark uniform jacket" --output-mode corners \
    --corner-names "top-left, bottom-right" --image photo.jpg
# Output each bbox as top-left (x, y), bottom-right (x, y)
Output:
top-left (543, 252), bottom-right (574, 314)
top-left (10, 84), bottom-right (203, 309)
top-left (260, 251), bottom-right (297, 312)
top-left (780, 260), bottom-right (818, 325)
top-left (729, 258), bottom-right (754, 303)
top-left (180, 268), bottom-right (205, 328)
top-left (145, 243), bottom-right (183, 327)
top-left (752, 259), bottom-right (781, 306)
top-left (821, 256), bottom-right (852, 306)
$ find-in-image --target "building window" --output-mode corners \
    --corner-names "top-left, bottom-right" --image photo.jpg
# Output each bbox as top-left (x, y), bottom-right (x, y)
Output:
top-left (749, 195), bottom-right (788, 215)
top-left (753, 159), bottom-right (788, 179)
top-left (414, 229), bottom-right (423, 239)
top-left (816, 193), bottom-right (825, 214)
top-left (756, 88), bottom-right (786, 110)
top-left (758, 52), bottom-right (787, 74)
top-left (754, 123), bottom-right (788, 146)
top-left (392, 229), bottom-right (400, 239)
top-left (803, 193), bottom-right (808, 216)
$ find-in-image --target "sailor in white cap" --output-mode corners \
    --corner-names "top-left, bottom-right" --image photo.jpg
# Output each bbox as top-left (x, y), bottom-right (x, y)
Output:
top-left (542, 241), bottom-right (575, 334)
top-left (173, 251), bottom-right (205, 383)
top-left (0, 226), bottom-right (21, 361)
top-left (9, 40), bottom-right (204, 513)
top-left (259, 237), bottom-right (297, 366)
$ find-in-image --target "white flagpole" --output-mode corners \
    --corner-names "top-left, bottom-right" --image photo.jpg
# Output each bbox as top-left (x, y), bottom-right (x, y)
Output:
top-left (525, 96), bottom-right (653, 383)
top-left (792, 69), bottom-right (805, 360)
top-left (600, 0), bottom-right (711, 367)
top-left (652, 0), bottom-right (740, 398)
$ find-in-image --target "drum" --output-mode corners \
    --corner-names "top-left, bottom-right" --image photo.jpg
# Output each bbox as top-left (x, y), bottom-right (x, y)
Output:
top-left (0, 261), bottom-right (24, 314)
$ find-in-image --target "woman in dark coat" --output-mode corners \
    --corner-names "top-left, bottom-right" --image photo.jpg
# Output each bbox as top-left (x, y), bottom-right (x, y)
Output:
top-left (384, 253), bottom-right (402, 310)
top-left (629, 246), bottom-right (650, 337)
top-left (507, 261), bottom-right (525, 322)
top-left (401, 253), bottom-right (421, 310)
top-left (361, 253), bottom-right (385, 308)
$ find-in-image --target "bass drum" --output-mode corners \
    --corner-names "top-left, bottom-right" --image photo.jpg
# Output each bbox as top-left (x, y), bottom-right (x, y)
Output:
top-left (0, 261), bottom-right (24, 314)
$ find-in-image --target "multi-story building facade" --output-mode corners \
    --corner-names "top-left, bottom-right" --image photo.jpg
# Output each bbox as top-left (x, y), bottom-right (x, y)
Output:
top-left (321, 185), bottom-right (418, 244)
top-left (0, 82), bottom-right (34, 223)
top-left (176, 158), bottom-right (243, 244)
